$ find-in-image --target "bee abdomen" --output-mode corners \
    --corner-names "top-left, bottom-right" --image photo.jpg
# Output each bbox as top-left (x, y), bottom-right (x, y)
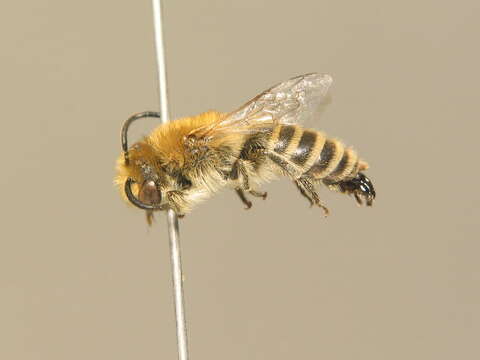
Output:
top-left (272, 125), bottom-right (299, 155)
top-left (305, 138), bottom-right (343, 178)
top-left (270, 125), bottom-right (361, 182)
top-left (270, 125), bottom-right (326, 174)
top-left (323, 147), bottom-right (358, 182)
top-left (306, 138), bottom-right (361, 182)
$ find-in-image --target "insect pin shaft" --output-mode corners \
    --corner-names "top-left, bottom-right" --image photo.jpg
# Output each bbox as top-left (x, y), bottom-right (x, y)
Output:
top-left (151, 1), bottom-right (189, 360)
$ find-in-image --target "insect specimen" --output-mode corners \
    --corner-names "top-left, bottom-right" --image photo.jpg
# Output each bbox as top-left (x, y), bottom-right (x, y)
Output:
top-left (115, 73), bottom-right (375, 224)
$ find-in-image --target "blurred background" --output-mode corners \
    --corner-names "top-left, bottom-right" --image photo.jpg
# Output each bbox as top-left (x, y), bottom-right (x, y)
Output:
top-left (1, 1), bottom-right (479, 359)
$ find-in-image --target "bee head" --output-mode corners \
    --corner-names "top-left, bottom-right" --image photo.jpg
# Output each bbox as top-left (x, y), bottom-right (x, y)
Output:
top-left (118, 111), bottom-right (167, 211)
top-left (120, 147), bottom-right (169, 211)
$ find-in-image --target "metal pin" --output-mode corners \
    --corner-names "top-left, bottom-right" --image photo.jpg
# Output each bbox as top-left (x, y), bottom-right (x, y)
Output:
top-left (151, 1), bottom-right (189, 360)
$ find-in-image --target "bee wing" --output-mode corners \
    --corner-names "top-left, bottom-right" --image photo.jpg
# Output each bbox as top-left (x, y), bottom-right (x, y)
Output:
top-left (224, 72), bottom-right (333, 128)
top-left (188, 73), bottom-right (333, 140)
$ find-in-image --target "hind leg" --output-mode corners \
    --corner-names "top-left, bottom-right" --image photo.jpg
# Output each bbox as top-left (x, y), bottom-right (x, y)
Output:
top-left (294, 180), bottom-right (314, 206)
top-left (295, 177), bottom-right (330, 216)
top-left (267, 152), bottom-right (329, 215)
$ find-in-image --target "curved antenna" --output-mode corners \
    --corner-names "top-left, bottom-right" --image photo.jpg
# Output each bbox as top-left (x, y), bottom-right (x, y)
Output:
top-left (121, 111), bottom-right (161, 165)
top-left (124, 178), bottom-right (164, 210)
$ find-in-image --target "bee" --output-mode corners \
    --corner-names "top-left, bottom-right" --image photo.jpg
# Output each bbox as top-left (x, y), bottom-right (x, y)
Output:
top-left (115, 73), bottom-right (375, 224)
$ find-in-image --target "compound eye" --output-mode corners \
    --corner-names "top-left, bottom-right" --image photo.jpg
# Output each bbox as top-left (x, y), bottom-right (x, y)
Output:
top-left (138, 180), bottom-right (162, 205)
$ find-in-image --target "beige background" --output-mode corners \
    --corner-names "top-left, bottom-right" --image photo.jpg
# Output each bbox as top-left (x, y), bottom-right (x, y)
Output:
top-left (1, 1), bottom-right (479, 359)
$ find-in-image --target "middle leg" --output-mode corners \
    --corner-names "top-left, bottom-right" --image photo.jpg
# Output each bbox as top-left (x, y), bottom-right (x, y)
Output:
top-left (235, 188), bottom-right (252, 209)
top-left (230, 159), bottom-right (267, 209)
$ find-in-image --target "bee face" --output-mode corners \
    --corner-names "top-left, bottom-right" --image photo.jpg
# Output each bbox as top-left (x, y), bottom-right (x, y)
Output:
top-left (121, 152), bottom-right (168, 211)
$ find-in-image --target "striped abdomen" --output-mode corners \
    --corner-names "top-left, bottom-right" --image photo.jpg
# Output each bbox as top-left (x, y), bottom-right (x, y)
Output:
top-left (269, 124), bottom-right (364, 182)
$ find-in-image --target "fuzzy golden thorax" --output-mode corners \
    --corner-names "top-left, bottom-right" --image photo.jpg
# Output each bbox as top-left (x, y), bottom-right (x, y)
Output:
top-left (145, 111), bottom-right (226, 168)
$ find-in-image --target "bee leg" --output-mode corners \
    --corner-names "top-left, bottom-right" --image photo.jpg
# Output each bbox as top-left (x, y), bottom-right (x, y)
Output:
top-left (248, 189), bottom-right (267, 200)
top-left (295, 177), bottom-right (330, 216)
top-left (294, 181), bottom-right (314, 206)
top-left (231, 162), bottom-right (253, 209)
top-left (231, 160), bottom-right (267, 204)
top-left (235, 188), bottom-right (252, 209)
top-left (267, 152), bottom-right (326, 211)
top-left (267, 152), bottom-right (328, 214)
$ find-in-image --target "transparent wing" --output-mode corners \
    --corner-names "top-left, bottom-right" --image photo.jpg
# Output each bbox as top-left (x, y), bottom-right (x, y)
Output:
top-left (225, 72), bottom-right (332, 127)
top-left (188, 73), bottom-right (333, 140)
